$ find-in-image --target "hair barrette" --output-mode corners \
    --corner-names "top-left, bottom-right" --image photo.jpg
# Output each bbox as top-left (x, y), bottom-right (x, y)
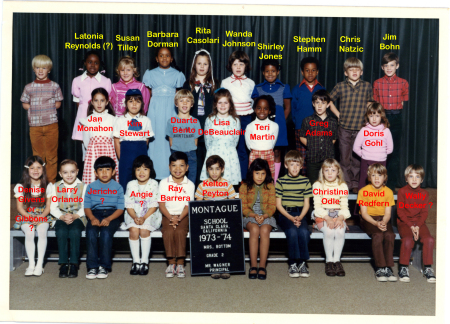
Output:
top-left (24, 165), bottom-right (29, 169)
top-left (100, 70), bottom-right (106, 74)
top-left (79, 68), bottom-right (84, 71)
top-left (214, 87), bottom-right (226, 94)
top-left (42, 163), bottom-right (46, 166)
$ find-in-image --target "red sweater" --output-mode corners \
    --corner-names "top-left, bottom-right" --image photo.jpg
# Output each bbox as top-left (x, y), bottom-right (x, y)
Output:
top-left (397, 185), bottom-right (429, 227)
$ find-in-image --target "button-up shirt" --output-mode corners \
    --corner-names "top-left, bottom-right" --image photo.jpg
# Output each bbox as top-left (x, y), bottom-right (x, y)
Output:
top-left (329, 78), bottom-right (373, 131)
top-left (158, 176), bottom-right (195, 215)
top-left (299, 113), bottom-right (338, 163)
top-left (373, 74), bottom-right (409, 110)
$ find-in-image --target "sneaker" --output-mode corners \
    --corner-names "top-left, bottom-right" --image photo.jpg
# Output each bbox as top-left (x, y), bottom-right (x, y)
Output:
top-left (375, 268), bottom-right (387, 282)
top-left (68, 264), bottom-right (78, 278)
top-left (385, 267), bottom-right (398, 282)
top-left (59, 264), bottom-right (69, 278)
top-left (86, 268), bottom-right (98, 280)
top-left (423, 267), bottom-right (436, 283)
top-left (97, 266), bottom-right (108, 279)
top-left (33, 265), bottom-right (44, 276)
top-left (398, 266), bottom-right (410, 282)
top-left (298, 262), bottom-right (310, 278)
top-left (165, 264), bottom-right (176, 278)
top-left (288, 264), bottom-right (300, 278)
top-left (176, 265), bottom-right (186, 278)
top-left (25, 267), bottom-right (35, 276)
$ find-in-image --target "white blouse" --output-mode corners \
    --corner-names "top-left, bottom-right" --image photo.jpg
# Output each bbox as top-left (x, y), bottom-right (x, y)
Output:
top-left (113, 113), bottom-right (154, 142)
top-left (79, 110), bottom-right (116, 149)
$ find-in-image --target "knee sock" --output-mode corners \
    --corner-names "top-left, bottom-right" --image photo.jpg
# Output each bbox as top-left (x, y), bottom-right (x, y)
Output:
top-left (140, 236), bottom-right (151, 264)
top-left (129, 238), bottom-right (140, 263)
top-left (274, 162), bottom-right (281, 184)
top-left (177, 257), bottom-right (185, 266)
top-left (36, 223), bottom-right (49, 267)
top-left (332, 227), bottom-right (346, 262)
top-left (22, 224), bottom-right (36, 268)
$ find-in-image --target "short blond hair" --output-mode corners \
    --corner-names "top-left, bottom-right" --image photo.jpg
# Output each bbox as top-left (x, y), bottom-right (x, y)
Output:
top-left (404, 164), bottom-right (425, 181)
top-left (367, 163), bottom-right (388, 185)
top-left (115, 56), bottom-right (139, 77)
top-left (32, 55), bottom-right (52, 70)
top-left (344, 57), bottom-right (363, 71)
top-left (174, 89), bottom-right (194, 106)
top-left (317, 159), bottom-right (345, 185)
top-left (284, 150), bottom-right (303, 165)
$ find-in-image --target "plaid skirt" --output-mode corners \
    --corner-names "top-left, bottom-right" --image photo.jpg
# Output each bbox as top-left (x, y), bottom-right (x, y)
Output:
top-left (82, 136), bottom-right (119, 185)
top-left (249, 149), bottom-right (275, 179)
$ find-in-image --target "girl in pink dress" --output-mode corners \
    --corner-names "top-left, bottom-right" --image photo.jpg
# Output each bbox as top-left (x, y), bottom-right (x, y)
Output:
top-left (109, 56), bottom-right (150, 117)
top-left (71, 51), bottom-right (112, 158)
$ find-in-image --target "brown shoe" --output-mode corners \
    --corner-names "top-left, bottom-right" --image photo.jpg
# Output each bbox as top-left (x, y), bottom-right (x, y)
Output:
top-left (325, 262), bottom-right (336, 276)
top-left (334, 262), bottom-right (346, 277)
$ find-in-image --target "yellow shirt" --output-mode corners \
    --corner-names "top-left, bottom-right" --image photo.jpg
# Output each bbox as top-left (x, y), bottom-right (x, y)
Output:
top-left (357, 184), bottom-right (395, 217)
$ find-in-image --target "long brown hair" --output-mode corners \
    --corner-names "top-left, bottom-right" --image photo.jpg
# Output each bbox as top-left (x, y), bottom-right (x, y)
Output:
top-left (208, 88), bottom-right (238, 122)
top-left (363, 102), bottom-right (390, 129)
top-left (188, 51), bottom-right (217, 92)
top-left (87, 88), bottom-right (115, 117)
top-left (19, 156), bottom-right (48, 209)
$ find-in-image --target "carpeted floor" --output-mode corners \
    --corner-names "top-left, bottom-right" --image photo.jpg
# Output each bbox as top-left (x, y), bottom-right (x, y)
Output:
top-left (10, 253), bottom-right (436, 315)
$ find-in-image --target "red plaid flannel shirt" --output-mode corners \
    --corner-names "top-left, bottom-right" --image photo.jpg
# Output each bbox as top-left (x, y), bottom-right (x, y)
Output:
top-left (373, 74), bottom-right (409, 110)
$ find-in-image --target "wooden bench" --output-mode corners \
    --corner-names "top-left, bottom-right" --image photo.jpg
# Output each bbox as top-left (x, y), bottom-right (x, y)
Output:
top-left (10, 193), bottom-right (423, 272)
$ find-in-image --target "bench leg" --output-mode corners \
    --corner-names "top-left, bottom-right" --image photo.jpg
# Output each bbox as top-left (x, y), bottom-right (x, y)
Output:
top-left (10, 236), bottom-right (25, 271)
top-left (410, 242), bottom-right (423, 272)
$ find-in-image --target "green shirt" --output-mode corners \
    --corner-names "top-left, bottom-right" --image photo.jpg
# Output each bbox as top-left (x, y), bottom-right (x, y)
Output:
top-left (275, 174), bottom-right (313, 207)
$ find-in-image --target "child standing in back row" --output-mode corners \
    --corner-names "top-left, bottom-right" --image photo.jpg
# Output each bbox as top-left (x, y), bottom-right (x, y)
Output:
top-left (21, 55), bottom-right (64, 183)
top-left (221, 51), bottom-right (255, 179)
top-left (373, 52), bottom-right (409, 192)
top-left (329, 57), bottom-right (373, 194)
top-left (143, 47), bottom-right (186, 180)
top-left (397, 164), bottom-right (435, 283)
top-left (110, 56), bottom-right (151, 117)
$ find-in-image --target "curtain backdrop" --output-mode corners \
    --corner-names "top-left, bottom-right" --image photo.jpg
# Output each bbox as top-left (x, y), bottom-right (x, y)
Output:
top-left (11, 14), bottom-right (438, 187)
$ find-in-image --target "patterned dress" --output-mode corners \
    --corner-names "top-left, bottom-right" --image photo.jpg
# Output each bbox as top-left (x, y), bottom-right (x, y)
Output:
top-left (200, 115), bottom-right (241, 185)
top-left (142, 67), bottom-right (186, 180)
top-left (124, 179), bottom-right (162, 231)
top-left (79, 110), bottom-right (118, 185)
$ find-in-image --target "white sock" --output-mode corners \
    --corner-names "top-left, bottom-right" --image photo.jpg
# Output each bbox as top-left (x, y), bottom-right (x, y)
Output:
top-left (36, 223), bottom-right (49, 267)
top-left (140, 236), bottom-right (151, 264)
top-left (332, 226), bottom-right (346, 262)
top-left (21, 224), bottom-right (36, 268)
top-left (320, 222), bottom-right (335, 263)
top-left (129, 238), bottom-right (140, 263)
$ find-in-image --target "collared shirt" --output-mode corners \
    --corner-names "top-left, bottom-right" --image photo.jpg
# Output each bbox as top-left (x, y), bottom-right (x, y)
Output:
top-left (158, 175), bottom-right (195, 215)
top-left (110, 78), bottom-right (151, 116)
top-left (299, 113), bottom-right (338, 163)
top-left (113, 113), bottom-right (154, 141)
top-left (72, 71), bottom-right (105, 103)
top-left (20, 79), bottom-right (63, 127)
top-left (291, 79), bottom-right (325, 129)
top-left (245, 118), bottom-right (279, 151)
top-left (329, 78), bottom-right (373, 131)
top-left (373, 74), bottom-right (409, 110)
top-left (251, 79), bottom-right (292, 106)
top-left (275, 174), bottom-right (312, 208)
top-left (50, 178), bottom-right (87, 219)
top-left (79, 110), bottom-right (116, 149)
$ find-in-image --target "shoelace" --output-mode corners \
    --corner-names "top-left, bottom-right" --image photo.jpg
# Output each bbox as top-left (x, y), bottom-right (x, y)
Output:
top-left (299, 262), bottom-right (307, 272)
top-left (289, 264), bottom-right (297, 272)
top-left (399, 267), bottom-right (409, 277)
top-left (375, 268), bottom-right (385, 276)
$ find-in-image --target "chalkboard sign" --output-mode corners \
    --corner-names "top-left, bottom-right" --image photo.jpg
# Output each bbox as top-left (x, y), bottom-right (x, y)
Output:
top-left (189, 199), bottom-right (245, 276)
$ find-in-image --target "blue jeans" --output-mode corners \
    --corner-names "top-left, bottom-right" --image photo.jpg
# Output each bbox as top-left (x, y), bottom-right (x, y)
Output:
top-left (237, 114), bottom-right (252, 180)
top-left (86, 209), bottom-right (121, 270)
top-left (171, 149), bottom-right (197, 184)
top-left (278, 208), bottom-right (311, 260)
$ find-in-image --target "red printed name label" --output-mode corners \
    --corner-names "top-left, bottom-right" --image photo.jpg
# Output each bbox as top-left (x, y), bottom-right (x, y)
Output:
top-left (130, 191), bottom-right (153, 198)
top-left (160, 195), bottom-right (190, 201)
top-left (306, 120), bottom-right (332, 136)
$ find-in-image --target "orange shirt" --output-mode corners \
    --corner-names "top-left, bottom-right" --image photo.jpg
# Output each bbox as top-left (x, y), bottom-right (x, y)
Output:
top-left (357, 184), bottom-right (395, 217)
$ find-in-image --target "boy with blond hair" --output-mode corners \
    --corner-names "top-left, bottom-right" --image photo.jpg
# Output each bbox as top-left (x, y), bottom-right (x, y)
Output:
top-left (329, 58), bottom-right (373, 193)
top-left (21, 54), bottom-right (64, 183)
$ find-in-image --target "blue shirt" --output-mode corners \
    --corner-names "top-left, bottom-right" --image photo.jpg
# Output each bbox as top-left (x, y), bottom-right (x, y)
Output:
top-left (251, 79), bottom-right (292, 106)
top-left (84, 179), bottom-right (124, 211)
top-left (291, 80), bottom-right (325, 129)
top-left (166, 117), bottom-right (201, 152)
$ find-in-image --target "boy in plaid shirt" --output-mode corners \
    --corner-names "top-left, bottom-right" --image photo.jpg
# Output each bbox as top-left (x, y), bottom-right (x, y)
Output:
top-left (21, 55), bottom-right (63, 183)
top-left (329, 57), bottom-right (373, 193)
top-left (299, 90), bottom-right (338, 185)
top-left (373, 52), bottom-right (409, 192)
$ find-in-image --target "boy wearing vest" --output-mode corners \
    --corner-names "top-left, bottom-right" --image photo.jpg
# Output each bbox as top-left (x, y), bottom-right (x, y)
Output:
top-left (50, 159), bottom-right (87, 278)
